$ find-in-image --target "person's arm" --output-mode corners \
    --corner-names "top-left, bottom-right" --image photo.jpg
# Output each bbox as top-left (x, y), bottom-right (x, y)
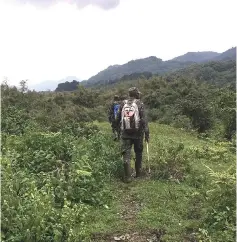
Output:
top-left (108, 103), bottom-right (113, 123)
top-left (116, 101), bottom-right (124, 127)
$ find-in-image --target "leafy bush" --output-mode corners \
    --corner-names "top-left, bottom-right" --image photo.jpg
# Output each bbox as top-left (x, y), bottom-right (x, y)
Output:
top-left (148, 108), bottom-right (160, 121)
top-left (61, 121), bottom-right (99, 138)
top-left (73, 132), bottom-right (124, 179)
top-left (222, 107), bottom-right (236, 140)
top-left (197, 165), bottom-right (236, 242)
top-left (151, 140), bottom-right (191, 182)
top-left (179, 96), bottom-right (213, 133)
top-left (1, 126), bottom-right (122, 241)
top-left (1, 156), bottom-right (88, 242)
top-left (185, 167), bottom-right (210, 189)
top-left (193, 143), bottom-right (234, 163)
top-left (1, 106), bottom-right (31, 135)
top-left (172, 114), bottom-right (192, 130)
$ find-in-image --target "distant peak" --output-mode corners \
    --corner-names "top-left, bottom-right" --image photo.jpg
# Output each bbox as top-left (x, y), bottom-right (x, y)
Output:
top-left (107, 64), bottom-right (120, 70)
top-left (147, 55), bottom-right (158, 59)
top-left (146, 56), bottom-right (162, 61)
top-left (128, 56), bottom-right (162, 63)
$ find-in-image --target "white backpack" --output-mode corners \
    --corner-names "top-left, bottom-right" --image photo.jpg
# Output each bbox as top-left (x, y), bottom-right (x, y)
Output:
top-left (121, 99), bottom-right (140, 133)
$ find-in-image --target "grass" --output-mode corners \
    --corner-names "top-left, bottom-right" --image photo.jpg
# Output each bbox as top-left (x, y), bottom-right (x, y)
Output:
top-left (85, 122), bottom-right (235, 241)
top-left (85, 180), bottom-right (202, 241)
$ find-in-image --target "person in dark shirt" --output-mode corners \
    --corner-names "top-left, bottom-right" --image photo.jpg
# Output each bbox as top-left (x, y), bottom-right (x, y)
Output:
top-left (117, 87), bottom-right (149, 182)
top-left (108, 95), bottom-right (121, 140)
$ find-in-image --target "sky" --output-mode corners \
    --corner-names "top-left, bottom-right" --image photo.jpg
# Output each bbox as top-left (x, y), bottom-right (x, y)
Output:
top-left (0, 0), bottom-right (236, 87)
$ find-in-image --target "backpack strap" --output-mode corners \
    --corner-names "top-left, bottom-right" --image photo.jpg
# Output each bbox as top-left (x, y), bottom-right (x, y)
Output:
top-left (133, 99), bottom-right (137, 104)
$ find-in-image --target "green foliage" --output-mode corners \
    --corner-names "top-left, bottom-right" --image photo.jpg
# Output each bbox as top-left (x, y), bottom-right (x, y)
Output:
top-left (148, 108), bottom-right (160, 122)
top-left (193, 143), bottom-right (234, 163)
top-left (178, 92), bottom-right (213, 133)
top-left (172, 115), bottom-right (192, 130)
top-left (1, 120), bottom-right (122, 241)
top-left (1, 82), bottom-right (106, 135)
top-left (166, 59), bottom-right (236, 86)
top-left (55, 80), bottom-right (80, 92)
top-left (61, 121), bottom-right (99, 138)
top-left (218, 88), bottom-right (236, 140)
top-left (150, 140), bottom-right (191, 182)
top-left (2, 65), bottom-right (236, 138)
top-left (197, 165), bottom-right (236, 242)
top-left (1, 156), bottom-right (88, 242)
top-left (1, 106), bottom-right (31, 135)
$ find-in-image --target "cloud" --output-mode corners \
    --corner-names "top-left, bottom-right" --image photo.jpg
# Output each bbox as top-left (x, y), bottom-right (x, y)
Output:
top-left (8, 0), bottom-right (120, 10)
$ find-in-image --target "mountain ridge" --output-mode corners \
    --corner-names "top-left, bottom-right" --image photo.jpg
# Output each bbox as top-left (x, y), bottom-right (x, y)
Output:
top-left (171, 51), bottom-right (220, 62)
top-left (43, 47), bottom-right (236, 91)
top-left (81, 47), bottom-right (236, 87)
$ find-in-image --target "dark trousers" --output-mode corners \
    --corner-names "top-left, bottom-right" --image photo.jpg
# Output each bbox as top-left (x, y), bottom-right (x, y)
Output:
top-left (111, 121), bottom-right (120, 139)
top-left (121, 137), bottom-right (143, 176)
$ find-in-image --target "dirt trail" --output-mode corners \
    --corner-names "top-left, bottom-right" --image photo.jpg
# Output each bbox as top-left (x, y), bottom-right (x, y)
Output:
top-left (91, 181), bottom-right (165, 242)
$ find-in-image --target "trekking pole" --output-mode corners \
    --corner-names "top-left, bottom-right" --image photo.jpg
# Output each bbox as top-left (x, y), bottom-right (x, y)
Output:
top-left (146, 142), bottom-right (151, 174)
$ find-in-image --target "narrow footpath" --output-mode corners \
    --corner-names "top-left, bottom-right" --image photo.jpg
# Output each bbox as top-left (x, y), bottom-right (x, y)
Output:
top-left (91, 180), bottom-right (166, 242)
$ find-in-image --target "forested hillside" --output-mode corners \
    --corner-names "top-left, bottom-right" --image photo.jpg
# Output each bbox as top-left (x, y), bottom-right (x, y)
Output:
top-left (212, 47), bottom-right (236, 61)
top-left (55, 47), bottom-right (236, 91)
top-left (77, 47), bottom-right (236, 88)
top-left (83, 57), bottom-right (193, 86)
top-left (165, 60), bottom-right (236, 87)
top-left (171, 47), bottom-right (236, 63)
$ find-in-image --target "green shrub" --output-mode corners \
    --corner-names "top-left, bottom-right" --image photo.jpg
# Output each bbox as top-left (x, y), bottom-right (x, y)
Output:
top-left (197, 165), bottom-right (236, 242)
top-left (148, 108), bottom-right (160, 121)
top-left (172, 115), bottom-right (192, 130)
top-left (1, 106), bottom-right (30, 135)
top-left (1, 156), bottom-right (88, 242)
top-left (151, 140), bottom-right (191, 182)
top-left (1, 128), bottom-right (122, 241)
top-left (193, 143), bottom-right (234, 163)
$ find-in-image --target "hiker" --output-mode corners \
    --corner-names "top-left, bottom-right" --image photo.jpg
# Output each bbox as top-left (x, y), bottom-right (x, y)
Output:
top-left (108, 95), bottom-right (121, 140)
top-left (117, 87), bottom-right (149, 182)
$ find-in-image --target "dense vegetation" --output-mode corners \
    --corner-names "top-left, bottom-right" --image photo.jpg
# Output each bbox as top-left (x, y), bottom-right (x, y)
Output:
top-left (165, 60), bottom-right (236, 87)
top-left (1, 58), bottom-right (236, 242)
top-left (41, 69), bottom-right (237, 140)
top-left (212, 47), bottom-right (236, 61)
top-left (1, 81), bottom-right (123, 241)
top-left (55, 80), bottom-right (81, 92)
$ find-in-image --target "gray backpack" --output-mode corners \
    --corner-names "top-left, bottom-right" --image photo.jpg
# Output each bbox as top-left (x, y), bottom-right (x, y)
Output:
top-left (121, 99), bottom-right (140, 133)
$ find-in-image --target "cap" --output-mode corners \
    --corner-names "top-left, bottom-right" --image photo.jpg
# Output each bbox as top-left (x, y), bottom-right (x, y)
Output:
top-left (128, 87), bottom-right (142, 95)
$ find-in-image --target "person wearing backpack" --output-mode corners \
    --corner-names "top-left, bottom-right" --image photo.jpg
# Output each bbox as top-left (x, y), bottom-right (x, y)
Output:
top-left (108, 95), bottom-right (121, 140)
top-left (117, 87), bottom-right (149, 183)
